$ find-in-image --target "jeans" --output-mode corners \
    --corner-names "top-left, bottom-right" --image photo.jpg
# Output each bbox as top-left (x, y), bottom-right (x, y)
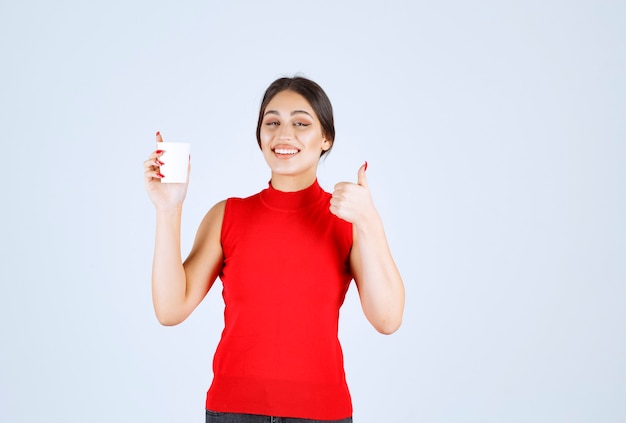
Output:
top-left (205, 410), bottom-right (353, 423)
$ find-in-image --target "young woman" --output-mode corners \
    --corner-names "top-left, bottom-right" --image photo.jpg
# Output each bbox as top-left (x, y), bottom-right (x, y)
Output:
top-left (144, 77), bottom-right (405, 422)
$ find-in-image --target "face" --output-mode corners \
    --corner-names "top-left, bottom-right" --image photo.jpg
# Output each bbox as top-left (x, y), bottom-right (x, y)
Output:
top-left (259, 90), bottom-right (332, 183)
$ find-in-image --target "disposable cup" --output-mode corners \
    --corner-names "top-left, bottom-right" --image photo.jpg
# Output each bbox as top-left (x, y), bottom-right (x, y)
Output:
top-left (157, 142), bottom-right (190, 183)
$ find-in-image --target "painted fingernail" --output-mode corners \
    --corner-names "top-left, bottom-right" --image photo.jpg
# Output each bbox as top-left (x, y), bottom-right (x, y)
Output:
top-left (156, 173), bottom-right (165, 178)
top-left (156, 150), bottom-right (164, 154)
top-left (364, 161), bottom-right (368, 171)
top-left (156, 131), bottom-right (161, 136)
top-left (155, 159), bottom-right (164, 166)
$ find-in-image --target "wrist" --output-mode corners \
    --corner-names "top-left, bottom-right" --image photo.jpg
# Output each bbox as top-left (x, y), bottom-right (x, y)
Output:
top-left (353, 209), bottom-right (382, 233)
top-left (155, 205), bottom-right (183, 219)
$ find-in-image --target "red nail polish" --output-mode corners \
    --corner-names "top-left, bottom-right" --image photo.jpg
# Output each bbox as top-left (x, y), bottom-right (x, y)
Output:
top-left (364, 161), bottom-right (368, 171)
top-left (156, 173), bottom-right (165, 178)
top-left (156, 160), bottom-right (164, 166)
top-left (156, 131), bottom-right (161, 136)
top-left (156, 150), bottom-right (164, 154)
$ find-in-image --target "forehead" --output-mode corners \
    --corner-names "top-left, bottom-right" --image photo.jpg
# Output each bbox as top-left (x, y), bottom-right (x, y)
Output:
top-left (265, 90), bottom-right (314, 113)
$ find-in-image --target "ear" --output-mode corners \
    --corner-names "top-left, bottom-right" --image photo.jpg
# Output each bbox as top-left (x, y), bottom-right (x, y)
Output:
top-left (322, 138), bottom-right (332, 151)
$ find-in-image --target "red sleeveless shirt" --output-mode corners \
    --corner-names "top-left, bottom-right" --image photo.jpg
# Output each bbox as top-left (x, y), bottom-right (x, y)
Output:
top-left (205, 180), bottom-right (354, 419)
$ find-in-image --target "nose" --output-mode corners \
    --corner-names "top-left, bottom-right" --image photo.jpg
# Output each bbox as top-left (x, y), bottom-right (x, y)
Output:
top-left (277, 123), bottom-right (294, 140)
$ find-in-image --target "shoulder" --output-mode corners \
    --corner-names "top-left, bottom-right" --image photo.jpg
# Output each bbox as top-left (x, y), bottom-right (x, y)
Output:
top-left (199, 190), bottom-right (265, 239)
top-left (223, 190), bottom-right (264, 212)
top-left (196, 200), bottom-right (227, 234)
top-left (208, 199), bottom-right (227, 217)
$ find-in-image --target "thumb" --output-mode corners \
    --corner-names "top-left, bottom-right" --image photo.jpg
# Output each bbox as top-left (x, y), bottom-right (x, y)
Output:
top-left (156, 130), bottom-right (163, 143)
top-left (357, 161), bottom-right (368, 187)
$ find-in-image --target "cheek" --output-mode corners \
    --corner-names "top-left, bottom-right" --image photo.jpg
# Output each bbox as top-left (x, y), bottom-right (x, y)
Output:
top-left (259, 131), bottom-right (272, 150)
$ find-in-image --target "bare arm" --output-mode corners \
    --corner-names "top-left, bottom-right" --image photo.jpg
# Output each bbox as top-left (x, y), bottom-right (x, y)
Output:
top-left (151, 201), bottom-right (225, 326)
top-left (349, 209), bottom-right (404, 334)
top-left (330, 163), bottom-right (405, 334)
top-left (144, 132), bottom-right (224, 326)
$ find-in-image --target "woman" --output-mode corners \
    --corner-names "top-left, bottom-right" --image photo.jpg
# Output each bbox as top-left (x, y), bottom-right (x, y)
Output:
top-left (144, 77), bottom-right (405, 422)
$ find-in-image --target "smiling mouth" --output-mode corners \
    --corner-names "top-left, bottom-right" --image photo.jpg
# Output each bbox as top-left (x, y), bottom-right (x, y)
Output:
top-left (273, 148), bottom-right (299, 155)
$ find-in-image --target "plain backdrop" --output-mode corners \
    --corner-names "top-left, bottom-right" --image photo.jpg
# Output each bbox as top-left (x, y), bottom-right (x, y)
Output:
top-left (1, 1), bottom-right (624, 422)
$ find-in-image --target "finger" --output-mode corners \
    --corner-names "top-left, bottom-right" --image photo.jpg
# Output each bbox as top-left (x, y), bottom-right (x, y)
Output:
top-left (144, 156), bottom-right (163, 170)
top-left (333, 181), bottom-right (351, 192)
top-left (330, 191), bottom-right (345, 204)
top-left (357, 161), bottom-right (368, 187)
top-left (146, 149), bottom-right (165, 164)
top-left (156, 130), bottom-right (163, 143)
top-left (143, 158), bottom-right (156, 170)
top-left (144, 168), bottom-right (164, 181)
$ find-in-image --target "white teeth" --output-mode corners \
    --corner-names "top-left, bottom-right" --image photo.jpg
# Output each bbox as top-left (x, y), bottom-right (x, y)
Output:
top-left (274, 148), bottom-right (298, 155)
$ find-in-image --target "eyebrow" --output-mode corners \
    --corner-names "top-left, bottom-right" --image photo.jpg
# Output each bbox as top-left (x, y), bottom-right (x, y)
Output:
top-left (264, 109), bottom-right (313, 117)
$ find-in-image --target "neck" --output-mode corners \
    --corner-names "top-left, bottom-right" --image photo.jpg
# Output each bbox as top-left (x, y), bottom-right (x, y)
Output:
top-left (270, 171), bottom-right (317, 192)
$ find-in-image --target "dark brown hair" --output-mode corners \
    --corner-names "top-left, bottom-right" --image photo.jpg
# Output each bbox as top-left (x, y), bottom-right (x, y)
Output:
top-left (256, 77), bottom-right (335, 157)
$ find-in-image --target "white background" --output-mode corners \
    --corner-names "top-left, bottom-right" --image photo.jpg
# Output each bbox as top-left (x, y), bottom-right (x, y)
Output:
top-left (1, 0), bottom-right (624, 422)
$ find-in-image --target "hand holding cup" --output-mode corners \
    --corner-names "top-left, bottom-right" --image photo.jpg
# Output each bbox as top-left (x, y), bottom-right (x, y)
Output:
top-left (144, 131), bottom-right (191, 211)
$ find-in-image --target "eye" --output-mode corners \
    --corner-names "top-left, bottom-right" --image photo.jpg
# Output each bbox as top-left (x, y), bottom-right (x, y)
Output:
top-left (294, 121), bottom-right (310, 127)
top-left (264, 120), bottom-right (279, 127)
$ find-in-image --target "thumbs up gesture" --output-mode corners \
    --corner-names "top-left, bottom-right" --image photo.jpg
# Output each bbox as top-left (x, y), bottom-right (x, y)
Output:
top-left (330, 162), bottom-right (375, 225)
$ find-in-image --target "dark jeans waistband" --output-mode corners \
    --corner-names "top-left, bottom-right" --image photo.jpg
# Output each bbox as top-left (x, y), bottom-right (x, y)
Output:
top-left (206, 409), bottom-right (352, 423)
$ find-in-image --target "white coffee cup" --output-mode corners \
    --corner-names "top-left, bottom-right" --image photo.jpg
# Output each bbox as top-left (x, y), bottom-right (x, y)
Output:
top-left (157, 142), bottom-right (190, 183)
